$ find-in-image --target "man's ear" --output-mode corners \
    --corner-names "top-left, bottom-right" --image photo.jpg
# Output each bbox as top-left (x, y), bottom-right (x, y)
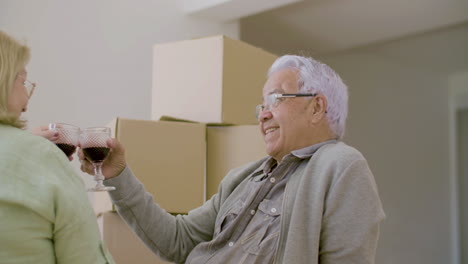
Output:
top-left (306, 94), bottom-right (328, 125)
top-left (312, 95), bottom-right (328, 116)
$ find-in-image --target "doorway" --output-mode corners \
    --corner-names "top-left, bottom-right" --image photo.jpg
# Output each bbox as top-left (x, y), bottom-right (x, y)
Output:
top-left (457, 108), bottom-right (468, 264)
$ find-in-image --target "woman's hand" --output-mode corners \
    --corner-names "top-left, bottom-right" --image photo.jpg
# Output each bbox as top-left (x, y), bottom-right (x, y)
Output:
top-left (32, 125), bottom-right (76, 161)
top-left (32, 125), bottom-right (59, 141)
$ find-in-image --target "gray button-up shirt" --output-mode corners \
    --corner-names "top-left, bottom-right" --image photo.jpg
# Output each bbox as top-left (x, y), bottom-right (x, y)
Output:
top-left (186, 140), bottom-right (336, 264)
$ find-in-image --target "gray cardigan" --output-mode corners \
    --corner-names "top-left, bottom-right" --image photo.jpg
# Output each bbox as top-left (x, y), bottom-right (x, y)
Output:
top-left (107, 141), bottom-right (385, 263)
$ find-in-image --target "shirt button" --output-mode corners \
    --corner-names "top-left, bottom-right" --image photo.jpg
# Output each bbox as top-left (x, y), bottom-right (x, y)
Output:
top-left (228, 242), bottom-right (234, 247)
top-left (270, 177), bottom-right (276, 183)
top-left (250, 209), bottom-right (256, 215)
top-left (271, 208), bottom-right (277, 213)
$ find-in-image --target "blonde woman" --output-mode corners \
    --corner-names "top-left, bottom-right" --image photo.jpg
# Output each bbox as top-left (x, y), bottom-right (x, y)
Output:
top-left (0, 30), bottom-right (114, 263)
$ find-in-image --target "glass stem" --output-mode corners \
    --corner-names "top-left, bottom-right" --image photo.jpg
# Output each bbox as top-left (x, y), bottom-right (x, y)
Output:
top-left (93, 163), bottom-right (105, 187)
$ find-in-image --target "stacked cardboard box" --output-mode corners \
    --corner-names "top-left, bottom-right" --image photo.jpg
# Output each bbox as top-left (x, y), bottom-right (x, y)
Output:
top-left (99, 212), bottom-right (172, 264)
top-left (206, 125), bottom-right (265, 199)
top-left (152, 35), bottom-right (277, 125)
top-left (98, 35), bottom-right (276, 264)
top-left (94, 118), bottom-right (268, 213)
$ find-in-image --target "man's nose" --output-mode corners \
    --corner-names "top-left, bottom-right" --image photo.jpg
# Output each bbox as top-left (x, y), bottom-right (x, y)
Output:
top-left (258, 107), bottom-right (272, 122)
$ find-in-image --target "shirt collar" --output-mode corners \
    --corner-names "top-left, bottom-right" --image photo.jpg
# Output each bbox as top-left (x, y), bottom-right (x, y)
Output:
top-left (251, 157), bottom-right (276, 181)
top-left (290, 139), bottom-right (338, 159)
top-left (251, 139), bottom-right (338, 180)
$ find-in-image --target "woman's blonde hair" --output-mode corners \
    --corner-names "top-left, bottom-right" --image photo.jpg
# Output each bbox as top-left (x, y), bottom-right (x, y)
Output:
top-left (0, 31), bottom-right (30, 128)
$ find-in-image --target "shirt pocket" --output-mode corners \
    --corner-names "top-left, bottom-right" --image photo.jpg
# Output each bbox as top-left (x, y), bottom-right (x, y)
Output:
top-left (214, 200), bottom-right (244, 237)
top-left (241, 199), bottom-right (282, 256)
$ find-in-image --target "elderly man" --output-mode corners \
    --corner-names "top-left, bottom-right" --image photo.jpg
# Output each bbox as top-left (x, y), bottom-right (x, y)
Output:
top-left (80, 55), bottom-right (385, 264)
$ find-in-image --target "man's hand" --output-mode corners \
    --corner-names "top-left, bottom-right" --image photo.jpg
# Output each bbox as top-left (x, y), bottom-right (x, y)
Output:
top-left (78, 138), bottom-right (127, 179)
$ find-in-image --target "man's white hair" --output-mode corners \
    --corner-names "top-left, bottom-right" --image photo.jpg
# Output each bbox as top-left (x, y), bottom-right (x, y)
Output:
top-left (268, 55), bottom-right (348, 140)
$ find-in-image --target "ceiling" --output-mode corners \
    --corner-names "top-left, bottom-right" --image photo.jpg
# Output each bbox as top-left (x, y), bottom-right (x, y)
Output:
top-left (240, 0), bottom-right (468, 54)
top-left (237, 0), bottom-right (468, 75)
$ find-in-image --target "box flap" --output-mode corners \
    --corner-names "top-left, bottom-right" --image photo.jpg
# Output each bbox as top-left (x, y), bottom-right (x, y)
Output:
top-left (107, 118), bottom-right (118, 138)
top-left (159, 115), bottom-right (233, 127)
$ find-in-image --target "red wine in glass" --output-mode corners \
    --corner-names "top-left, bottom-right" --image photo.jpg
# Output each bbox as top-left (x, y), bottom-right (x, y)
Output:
top-left (80, 127), bottom-right (116, 192)
top-left (82, 147), bottom-right (110, 163)
top-left (56, 143), bottom-right (77, 157)
top-left (48, 123), bottom-right (80, 159)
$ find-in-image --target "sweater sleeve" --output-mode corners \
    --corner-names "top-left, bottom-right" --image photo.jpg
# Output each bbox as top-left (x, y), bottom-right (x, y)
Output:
top-left (105, 167), bottom-right (219, 263)
top-left (319, 158), bottom-right (386, 264)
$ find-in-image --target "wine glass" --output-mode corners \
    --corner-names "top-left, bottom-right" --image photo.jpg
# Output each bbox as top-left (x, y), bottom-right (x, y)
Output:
top-left (80, 127), bottom-right (116, 192)
top-left (48, 123), bottom-right (80, 159)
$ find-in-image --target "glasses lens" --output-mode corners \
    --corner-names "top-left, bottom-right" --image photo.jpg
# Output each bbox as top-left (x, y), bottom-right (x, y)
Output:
top-left (265, 94), bottom-right (279, 108)
top-left (25, 80), bottom-right (35, 97)
top-left (256, 94), bottom-right (279, 120)
top-left (255, 104), bottom-right (263, 119)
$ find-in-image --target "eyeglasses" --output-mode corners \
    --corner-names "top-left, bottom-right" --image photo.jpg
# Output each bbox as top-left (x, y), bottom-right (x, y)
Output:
top-left (23, 79), bottom-right (36, 98)
top-left (255, 93), bottom-right (317, 120)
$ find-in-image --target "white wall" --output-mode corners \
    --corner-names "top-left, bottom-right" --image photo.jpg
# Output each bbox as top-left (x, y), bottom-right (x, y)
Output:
top-left (241, 17), bottom-right (466, 262)
top-left (0, 0), bottom-right (239, 128)
top-left (0, 0), bottom-right (239, 188)
top-left (317, 49), bottom-right (452, 263)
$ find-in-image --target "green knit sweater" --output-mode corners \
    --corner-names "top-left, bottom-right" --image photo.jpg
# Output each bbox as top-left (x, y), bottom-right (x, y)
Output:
top-left (0, 124), bottom-right (114, 263)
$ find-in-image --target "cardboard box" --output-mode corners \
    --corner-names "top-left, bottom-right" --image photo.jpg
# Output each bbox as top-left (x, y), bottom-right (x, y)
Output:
top-left (206, 125), bottom-right (266, 199)
top-left (152, 35), bottom-right (277, 125)
top-left (99, 211), bottom-right (173, 264)
top-left (93, 190), bottom-right (113, 215)
top-left (93, 118), bottom-right (268, 213)
top-left (102, 118), bottom-right (206, 214)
